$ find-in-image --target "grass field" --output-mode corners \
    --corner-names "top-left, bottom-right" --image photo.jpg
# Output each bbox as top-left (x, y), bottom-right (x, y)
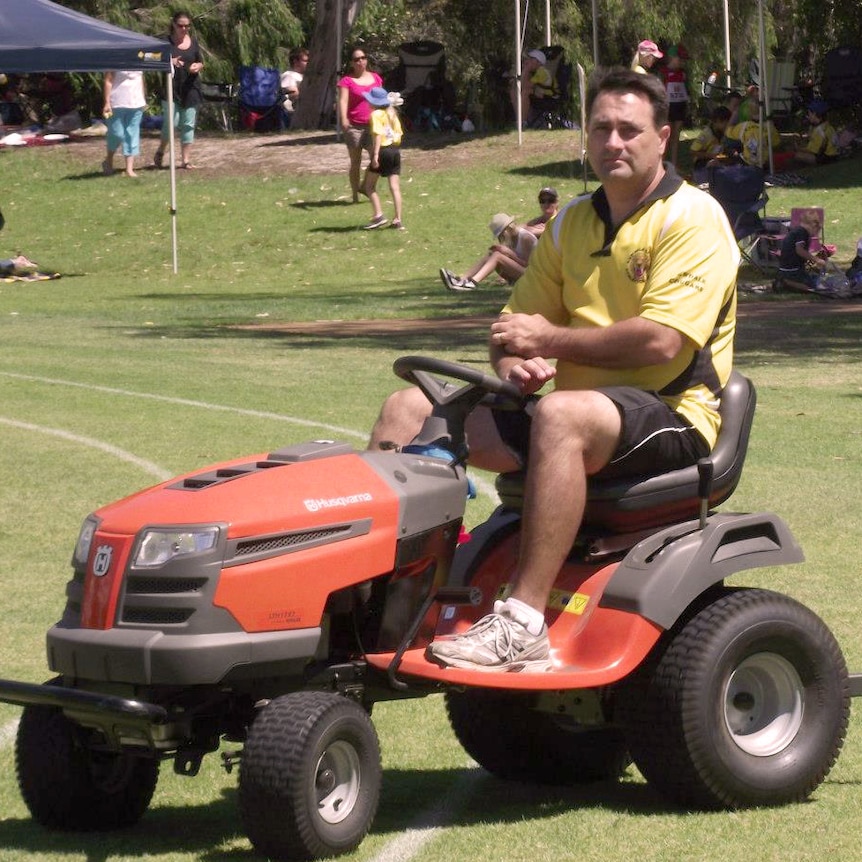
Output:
top-left (1, 129), bottom-right (861, 862)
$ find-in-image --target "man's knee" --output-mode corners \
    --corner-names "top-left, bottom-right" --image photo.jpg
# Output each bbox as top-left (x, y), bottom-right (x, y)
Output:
top-left (530, 390), bottom-right (622, 464)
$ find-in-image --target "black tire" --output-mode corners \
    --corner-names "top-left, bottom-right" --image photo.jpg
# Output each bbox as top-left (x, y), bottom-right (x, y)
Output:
top-left (15, 703), bottom-right (159, 830)
top-left (238, 691), bottom-right (381, 861)
top-left (446, 688), bottom-right (629, 785)
top-left (619, 587), bottom-right (849, 809)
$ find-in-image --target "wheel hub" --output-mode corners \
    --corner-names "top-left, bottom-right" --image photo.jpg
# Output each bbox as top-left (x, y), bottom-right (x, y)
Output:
top-left (315, 740), bottom-right (361, 824)
top-left (723, 651), bottom-right (804, 757)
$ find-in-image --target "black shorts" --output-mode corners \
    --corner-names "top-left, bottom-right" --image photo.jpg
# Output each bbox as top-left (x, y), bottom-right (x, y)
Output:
top-left (491, 387), bottom-right (710, 479)
top-left (371, 145), bottom-right (401, 177)
top-left (668, 102), bottom-right (687, 123)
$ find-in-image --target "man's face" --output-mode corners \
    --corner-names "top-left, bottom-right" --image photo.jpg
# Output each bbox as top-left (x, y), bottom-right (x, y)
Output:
top-left (586, 90), bottom-right (669, 187)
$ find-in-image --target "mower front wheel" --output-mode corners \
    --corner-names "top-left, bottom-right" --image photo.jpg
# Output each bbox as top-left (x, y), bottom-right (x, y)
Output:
top-left (15, 702), bottom-right (159, 830)
top-left (621, 587), bottom-right (850, 809)
top-left (239, 691), bottom-right (381, 861)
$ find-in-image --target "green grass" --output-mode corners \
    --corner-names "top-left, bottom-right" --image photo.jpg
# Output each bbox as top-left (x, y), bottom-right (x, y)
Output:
top-left (1, 132), bottom-right (862, 861)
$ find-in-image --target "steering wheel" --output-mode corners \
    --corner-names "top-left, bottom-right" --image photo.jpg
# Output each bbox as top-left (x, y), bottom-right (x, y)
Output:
top-left (392, 355), bottom-right (522, 410)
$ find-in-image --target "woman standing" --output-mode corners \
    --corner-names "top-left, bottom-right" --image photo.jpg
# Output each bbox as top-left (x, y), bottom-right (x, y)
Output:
top-left (102, 70), bottom-right (146, 177)
top-left (337, 48), bottom-right (382, 202)
top-left (153, 11), bottom-right (204, 170)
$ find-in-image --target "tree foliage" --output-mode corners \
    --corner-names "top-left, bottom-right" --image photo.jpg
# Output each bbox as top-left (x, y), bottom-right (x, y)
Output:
top-left (50, 0), bottom-right (862, 129)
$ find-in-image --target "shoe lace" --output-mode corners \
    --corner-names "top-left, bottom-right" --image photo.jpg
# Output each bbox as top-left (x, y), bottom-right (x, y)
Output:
top-left (461, 613), bottom-right (522, 661)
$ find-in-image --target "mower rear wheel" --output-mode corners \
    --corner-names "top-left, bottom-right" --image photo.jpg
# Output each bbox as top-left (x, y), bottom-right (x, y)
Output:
top-left (239, 691), bottom-right (381, 861)
top-left (620, 587), bottom-right (849, 809)
top-left (446, 688), bottom-right (629, 784)
top-left (15, 702), bottom-right (159, 830)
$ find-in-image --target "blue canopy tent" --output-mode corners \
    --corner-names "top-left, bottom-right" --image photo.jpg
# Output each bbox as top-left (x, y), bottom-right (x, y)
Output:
top-left (0, 0), bottom-right (181, 271)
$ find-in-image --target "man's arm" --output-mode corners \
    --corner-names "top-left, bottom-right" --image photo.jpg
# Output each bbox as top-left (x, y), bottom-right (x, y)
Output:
top-left (491, 312), bottom-right (685, 369)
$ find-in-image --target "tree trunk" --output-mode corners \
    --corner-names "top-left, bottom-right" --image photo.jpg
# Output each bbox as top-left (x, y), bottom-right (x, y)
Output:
top-left (292, 0), bottom-right (366, 131)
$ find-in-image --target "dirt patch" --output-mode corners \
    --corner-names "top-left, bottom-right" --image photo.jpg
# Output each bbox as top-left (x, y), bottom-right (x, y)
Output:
top-left (59, 127), bottom-right (562, 178)
top-left (237, 299), bottom-right (862, 338)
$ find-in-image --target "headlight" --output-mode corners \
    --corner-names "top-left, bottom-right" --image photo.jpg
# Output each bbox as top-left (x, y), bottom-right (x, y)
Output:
top-left (133, 527), bottom-right (219, 568)
top-left (73, 515), bottom-right (100, 568)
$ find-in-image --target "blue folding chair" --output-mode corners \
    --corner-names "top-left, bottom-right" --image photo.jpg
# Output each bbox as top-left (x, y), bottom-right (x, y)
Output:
top-left (708, 164), bottom-right (771, 272)
top-left (238, 66), bottom-right (284, 132)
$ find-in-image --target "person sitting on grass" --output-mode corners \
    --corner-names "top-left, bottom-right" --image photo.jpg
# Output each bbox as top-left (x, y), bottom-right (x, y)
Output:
top-left (793, 100), bottom-right (839, 166)
top-left (439, 213), bottom-right (537, 291)
top-left (525, 187), bottom-right (560, 236)
top-left (775, 209), bottom-right (827, 292)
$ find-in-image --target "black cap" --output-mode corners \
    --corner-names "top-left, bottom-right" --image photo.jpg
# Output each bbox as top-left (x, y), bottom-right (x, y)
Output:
top-left (538, 186), bottom-right (558, 200)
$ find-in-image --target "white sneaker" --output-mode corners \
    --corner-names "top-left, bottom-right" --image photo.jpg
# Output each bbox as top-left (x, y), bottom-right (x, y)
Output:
top-left (426, 600), bottom-right (550, 672)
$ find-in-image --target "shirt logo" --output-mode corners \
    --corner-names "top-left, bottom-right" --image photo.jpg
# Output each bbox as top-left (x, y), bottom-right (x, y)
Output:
top-left (627, 249), bottom-right (651, 283)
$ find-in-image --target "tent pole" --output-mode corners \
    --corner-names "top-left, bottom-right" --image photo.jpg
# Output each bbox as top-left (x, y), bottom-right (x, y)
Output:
top-left (592, 0), bottom-right (599, 65)
top-left (544, 0), bottom-right (551, 46)
top-left (723, 0), bottom-right (731, 89)
top-left (515, 0), bottom-right (522, 145)
top-left (167, 68), bottom-right (178, 274)
top-left (757, 0), bottom-right (774, 175)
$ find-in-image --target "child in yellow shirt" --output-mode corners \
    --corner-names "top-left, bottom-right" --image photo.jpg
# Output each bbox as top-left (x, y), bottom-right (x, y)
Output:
top-left (362, 88), bottom-right (405, 230)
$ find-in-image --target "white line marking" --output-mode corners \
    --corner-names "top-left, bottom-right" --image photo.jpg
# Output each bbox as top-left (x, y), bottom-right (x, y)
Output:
top-left (0, 719), bottom-right (19, 749)
top-left (367, 766), bottom-right (485, 862)
top-left (0, 371), bottom-right (499, 501)
top-left (0, 417), bottom-right (173, 481)
top-left (0, 371), bottom-right (366, 439)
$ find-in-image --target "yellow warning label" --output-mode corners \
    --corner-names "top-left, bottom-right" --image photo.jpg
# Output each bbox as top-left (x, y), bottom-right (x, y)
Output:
top-left (564, 593), bottom-right (590, 615)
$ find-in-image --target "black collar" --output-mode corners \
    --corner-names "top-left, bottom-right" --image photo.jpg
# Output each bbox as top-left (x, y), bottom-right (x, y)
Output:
top-left (590, 163), bottom-right (684, 257)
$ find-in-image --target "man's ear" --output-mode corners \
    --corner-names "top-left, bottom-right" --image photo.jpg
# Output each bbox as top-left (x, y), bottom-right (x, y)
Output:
top-left (658, 123), bottom-right (671, 153)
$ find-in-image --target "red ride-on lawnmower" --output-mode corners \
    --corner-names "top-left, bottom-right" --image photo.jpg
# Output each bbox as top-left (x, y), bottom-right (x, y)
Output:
top-left (0, 356), bottom-right (858, 860)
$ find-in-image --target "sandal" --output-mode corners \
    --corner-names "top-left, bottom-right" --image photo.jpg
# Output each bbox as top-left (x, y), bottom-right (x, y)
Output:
top-left (153, 149), bottom-right (164, 169)
top-left (181, 162), bottom-right (198, 170)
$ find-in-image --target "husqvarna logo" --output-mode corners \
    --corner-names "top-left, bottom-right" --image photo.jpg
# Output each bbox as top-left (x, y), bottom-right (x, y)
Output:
top-left (92, 545), bottom-right (113, 577)
top-left (304, 492), bottom-right (372, 513)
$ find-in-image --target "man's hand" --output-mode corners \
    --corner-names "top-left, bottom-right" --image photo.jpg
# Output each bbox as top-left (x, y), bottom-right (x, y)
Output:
top-left (504, 357), bottom-right (556, 395)
top-left (490, 313), bottom-right (554, 359)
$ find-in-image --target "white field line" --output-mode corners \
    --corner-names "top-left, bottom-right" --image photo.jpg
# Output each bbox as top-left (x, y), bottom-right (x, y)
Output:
top-left (0, 718), bottom-right (19, 749)
top-left (0, 417), bottom-right (174, 481)
top-left (0, 371), bottom-right (499, 501)
top-left (367, 765), bottom-right (485, 862)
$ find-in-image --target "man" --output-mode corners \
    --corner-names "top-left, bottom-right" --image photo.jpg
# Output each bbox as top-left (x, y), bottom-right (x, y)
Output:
top-left (281, 48), bottom-right (309, 121)
top-left (369, 68), bottom-right (739, 671)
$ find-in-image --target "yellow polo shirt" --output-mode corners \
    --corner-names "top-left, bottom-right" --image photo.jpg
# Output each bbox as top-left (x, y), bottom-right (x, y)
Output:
top-left (504, 169), bottom-right (738, 448)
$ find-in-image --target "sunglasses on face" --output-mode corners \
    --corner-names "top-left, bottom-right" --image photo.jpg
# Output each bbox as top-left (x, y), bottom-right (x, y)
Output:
top-left (539, 197), bottom-right (556, 204)
top-left (352, 55), bottom-right (367, 61)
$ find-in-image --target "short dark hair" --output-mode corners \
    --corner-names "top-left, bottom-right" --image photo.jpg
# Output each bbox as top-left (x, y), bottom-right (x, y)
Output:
top-left (586, 67), bottom-right (669, 128)
top-left (289, 48), bottom-right (308, 65)
top-left (711, 106), bottom-right (732, 122)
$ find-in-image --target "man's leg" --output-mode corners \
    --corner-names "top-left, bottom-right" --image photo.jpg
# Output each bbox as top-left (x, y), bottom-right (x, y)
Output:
top-left (369, 386), bottom-right (520, 474)
top-left (427, 389), bottom-right (622, 671)
top-left (510, 389), bottom-right (621, 611)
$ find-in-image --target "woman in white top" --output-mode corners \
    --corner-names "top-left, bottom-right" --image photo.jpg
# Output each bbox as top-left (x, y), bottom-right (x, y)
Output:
top-left (102, 70), bottom-right (146, 177)
top-left (440, 212), bottom-right (538, 291)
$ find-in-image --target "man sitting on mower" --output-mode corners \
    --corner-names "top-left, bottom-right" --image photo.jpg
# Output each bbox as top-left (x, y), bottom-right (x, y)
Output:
top-left (370, 67), bottom-right (739, 672)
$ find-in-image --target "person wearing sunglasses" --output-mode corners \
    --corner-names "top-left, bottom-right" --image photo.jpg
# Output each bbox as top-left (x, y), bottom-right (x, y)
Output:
top-left (153, 12), bottom-right (204, 170)
top-left (525, 186), bottom-right (560, 236)
top-left (337, 48), bottom-right (382, 202)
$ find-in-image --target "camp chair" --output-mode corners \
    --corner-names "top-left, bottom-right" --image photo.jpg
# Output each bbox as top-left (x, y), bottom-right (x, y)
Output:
top-left (238, 66), bottom-right (285, 132)
top-left (708, 163), bottom-right (771, 272)
top-left (821, 46), bottom-right (862, 110)
top-left (200, 81), bottom-right (236, 132)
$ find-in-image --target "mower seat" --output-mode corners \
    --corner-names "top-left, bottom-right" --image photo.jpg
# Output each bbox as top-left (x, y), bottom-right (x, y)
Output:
top-left (495, 371), bottom-right (756, 533)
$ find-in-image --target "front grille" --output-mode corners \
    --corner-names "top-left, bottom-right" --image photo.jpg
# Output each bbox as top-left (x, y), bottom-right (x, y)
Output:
top-left (121, 607), bottom-right (194, 625)
top-left (125, 577), bottom-right (208, 595)
top-left (233, 525), bottom-right (352, 559)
